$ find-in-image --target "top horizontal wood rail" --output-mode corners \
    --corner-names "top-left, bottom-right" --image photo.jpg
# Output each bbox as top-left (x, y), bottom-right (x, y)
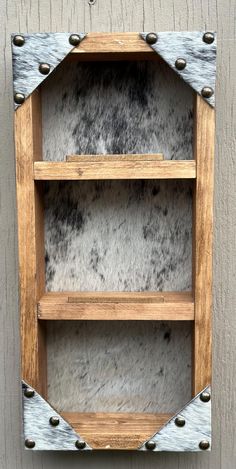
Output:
top-left (70, 32), bottom-right (156, 55)
top-left (34, 159), bottom-right (196, 180)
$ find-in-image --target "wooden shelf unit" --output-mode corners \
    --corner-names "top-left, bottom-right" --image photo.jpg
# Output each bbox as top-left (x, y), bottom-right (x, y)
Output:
top-left (14, 33), bottom-right (214, 451)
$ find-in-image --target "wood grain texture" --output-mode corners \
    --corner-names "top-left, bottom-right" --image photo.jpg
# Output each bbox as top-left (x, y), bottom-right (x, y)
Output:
top-left (0, 0), bottom-right (236, 467)
top-left (38, 291), bottom-right (194, 320)
top-left (62, 412), bottom-right (173, 450)
top-left (14, 91), bottom-right (47, 397)
top-left (34, 160), bottom-right (196, 180)
top-left (71, 32), bottom-right (155, 54)
top-left (192, 95), bottom-right (215, 394)
top-left (66, 154), bottom-right (164, 162)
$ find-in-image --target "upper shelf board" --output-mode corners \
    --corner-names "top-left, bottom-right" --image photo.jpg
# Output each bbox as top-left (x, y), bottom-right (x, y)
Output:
top-left (34, 158), bottom-right (196, 180)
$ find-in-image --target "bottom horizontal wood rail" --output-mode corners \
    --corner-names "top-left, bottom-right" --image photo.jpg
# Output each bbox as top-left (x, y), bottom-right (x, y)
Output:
top-left (38, 291), bottom-right (194, 320)
top-left (62, 412), bottom-right (173, 450)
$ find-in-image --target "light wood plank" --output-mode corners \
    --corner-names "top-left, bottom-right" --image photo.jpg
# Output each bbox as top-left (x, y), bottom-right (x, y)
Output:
top-left (70, 32), bottom-right (155, 55)
top-left (15, 91), bottom-right (47, 397)
top-left (62, 412), bottom-right (172, 450)
top-left (38, 291), bottom-right (194, 320)
top-left (192, 95), bottom-right (215, 395)
top-left (66, 153), bottom-right (164, 162)
top-left (34, 160), bottom-right (196, 180)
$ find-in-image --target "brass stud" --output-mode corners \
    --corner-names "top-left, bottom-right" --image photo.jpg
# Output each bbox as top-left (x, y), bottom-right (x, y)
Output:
top-left (145, 440), bottom-right (156, 450)
top-left (203, 32), bottom-right (215, 44)
top-left (199, 440), bottom-right (210, 450)
top-left (201, 87), bottom-right (214, 99)
top-left (175, 416), bottom-right (186, 427)
top-left (49, 416), bottom-right (60, 426)
top-left (200, 391), bottom-right (211, 403)
top-left (25, 439), bottom-right (35, 449)
top-left (39, 63), bottom-right (50, 75)
top-left (146, 33), bottom-right (158, 45)
top-left (75, 440), bottom-right (86, 449)
top-left (13, 35), bottom-right (25, 47)
top-left (24, 387), bottom-right (35, 398)
top-left (14, 93), bottom-right (25, 105)
top-left (175, 58), bottom-right (186, 70)
top-left (69, 34), bottom-right (81, 46)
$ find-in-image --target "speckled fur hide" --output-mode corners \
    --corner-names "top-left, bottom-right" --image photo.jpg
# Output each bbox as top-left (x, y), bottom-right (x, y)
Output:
top-left (12, 33), bottom-right (86, 109)
top-left (139, 386), bottom-right (211, 451)
top-left (47, 321), bottom-right (192, 413)
top-left (22, 381), bottom-right (91, 450)
top-left (42, 60), bottom-right (193, 413)
top-left (44, 180), bottom-right (192, 292)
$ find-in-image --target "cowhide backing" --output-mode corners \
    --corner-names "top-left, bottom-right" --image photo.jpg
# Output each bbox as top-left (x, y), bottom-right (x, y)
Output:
top-left (47, 321), bottom-right (192, 413)
top-left (42, 60), bottom-right (193, 413)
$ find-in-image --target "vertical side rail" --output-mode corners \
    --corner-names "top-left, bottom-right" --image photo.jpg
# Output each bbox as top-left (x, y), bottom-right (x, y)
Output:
top-left (15, 90), bottom-right (47, 396)
top-left (192, 95), bottom-right (215, 395)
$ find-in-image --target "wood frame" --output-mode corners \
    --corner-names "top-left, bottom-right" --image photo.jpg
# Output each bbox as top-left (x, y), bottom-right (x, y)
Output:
top-left (14, 32), bottom-right (215, 451)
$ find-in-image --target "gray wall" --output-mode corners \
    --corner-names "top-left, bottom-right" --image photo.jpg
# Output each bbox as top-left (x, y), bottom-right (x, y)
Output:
top-left (0, 1), bottom-right (235, 468)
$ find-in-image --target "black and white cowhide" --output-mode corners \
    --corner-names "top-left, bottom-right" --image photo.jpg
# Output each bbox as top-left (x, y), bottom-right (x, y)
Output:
top-left (42, 59), bottom-right (193, 414)
top-left (22, 381), bottom-right (91, 450)
top-left (12, 33), bottom-right (86, 109)
top-left (139, 386), bottom-right (211, 451)
top-left (140, 31), bottom-right (216, 107)
top-left (47, 321), bottom-right (192, 413)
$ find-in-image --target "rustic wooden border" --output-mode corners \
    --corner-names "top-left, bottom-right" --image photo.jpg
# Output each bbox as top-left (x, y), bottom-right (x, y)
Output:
top-left (14, 33), bottom-right (214, 450)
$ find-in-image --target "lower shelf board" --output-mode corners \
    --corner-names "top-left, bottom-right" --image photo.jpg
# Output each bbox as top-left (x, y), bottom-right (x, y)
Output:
top-left (33, 160), bottom-right (196, 180)
top-left (38, 291), bottom-right (194, 320)
top-left (62, 412), bottom-right (173, 450)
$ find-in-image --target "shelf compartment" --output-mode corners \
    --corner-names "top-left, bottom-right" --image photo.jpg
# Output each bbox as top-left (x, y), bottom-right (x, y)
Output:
top-left (38, 291), bottom-right (194, 320)
top-left (34, 158), bottom-right (196, 181)
top-left (62, 412), bottom-right (173, 450)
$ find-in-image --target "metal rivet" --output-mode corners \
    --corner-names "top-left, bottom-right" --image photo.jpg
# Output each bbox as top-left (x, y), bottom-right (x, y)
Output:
top-left (175, 58), bottom-right (186, 70)
top-left (203, 32), bottom-right (215, 44)
top-left (13, 35), bottom-right (25, 46)
top-left (145, 440), bottom-right (156, 450)
top-left (200, 391), bottom-right (211, 402)
top-left (39, 63), bottom-right (50, 75)
top-left (75, 440), bottom-right (86, 449)
top-left (24, 387), bottom-right (35, 398)
top-left (175, 416), bottom-right (186, 427)
top-left (69, 34), bottom-right (81, 46)
top-left (146, 33), bottom-right (158, 45)
top-left (14, 93), bottom-right (25, 105)
top-left (25, 439), bottom-right (35, 449)
top-left (199, 440), bottom-right (210, 450)
top-left (49, 416), bottom-right (60, 426)
top-left (201, 86), bottom-right (214, 99)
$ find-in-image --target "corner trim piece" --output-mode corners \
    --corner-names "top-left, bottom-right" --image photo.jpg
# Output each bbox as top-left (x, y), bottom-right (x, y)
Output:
top-left (12, 33), bottom-right (86, 110)
top-left (140, 32), bottom-right (216, 107)
top-left (22, 381), bottom-right (92, 451)
top-left (139, 386), bottom-right (211, 451)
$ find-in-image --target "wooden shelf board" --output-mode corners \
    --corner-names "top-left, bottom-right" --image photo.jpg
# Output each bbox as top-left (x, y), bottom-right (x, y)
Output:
top-left (38, 291), bottom-right (194, 320)
top-left (62, 412), bottom-right (173, 450)
top-left (34, 159), bottom-right (196, 180)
